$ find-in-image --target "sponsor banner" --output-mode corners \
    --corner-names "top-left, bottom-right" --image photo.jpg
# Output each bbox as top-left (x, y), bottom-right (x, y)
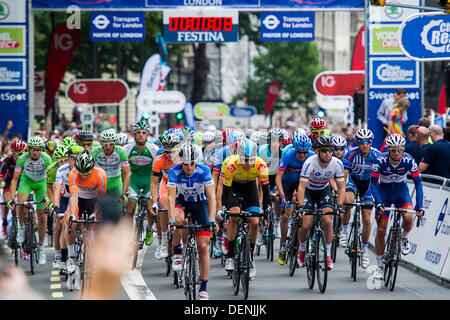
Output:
top-left (0, 58), bottom-right (25, 89)
top-left (66, 79), bottom-right (129, 105)
top-left (400, 13), bottom-right (450, 61)
top-left (90, 11), bottom-right (145, 42)
top-left (194, 102), bottom-right (229, 119)
top-left (230, 106), bottom-right (256, 118)
top-left (163, 10), bottom-right (238, 43)
top-left (184, 102), bottom-right (195, 129)
top-left (139, 53), bottom-right (171, 93)
top-left (351, 26), bottom-right (365, 70)
top-left (313, 70), bottom-right (364, 97)
top-left (369, 24), bottom-right (402, 55)
top-left (32, 0), bottom-right (364, 10)
top-left (370, 58), bottom-right (419, 88)
top-left (0, 0), bottom-right (26, 23)
top-left (0, 25), bottom-right (25, 56)
top-left (260, 11), bottom-right (314, 42)
top-left (136, 90), bottom-right (186, 118)
top-left (265, 81), bottom-right (280, 116)
top-left (369, 0), bottom-right (420, 23)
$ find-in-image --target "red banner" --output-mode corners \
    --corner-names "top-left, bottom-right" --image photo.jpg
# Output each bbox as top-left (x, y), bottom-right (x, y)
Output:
top-left (45, 23), bottom-right (80, 117)
top-left (265, 81), bottom-right (281, 117)
top-left (351, 26), bottom-right (365, 71)
top-left (66, 79), bottom-right (128, 105)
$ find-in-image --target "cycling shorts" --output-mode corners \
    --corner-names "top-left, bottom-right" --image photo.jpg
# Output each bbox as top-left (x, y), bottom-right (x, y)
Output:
top-left (279, 180), bottom-right (299, 209)
top-left (128, 174), bottom-right (151, 202)
top-left (375, 183), bottom-right (413, 222)
top-left (175, 198), bottom-right (210, 237)
top-left (107, 176), bottom-right (122, 197)
top-left (75, 198), bottom-right (98, 220)
top-left (57, 197), bottom-right (70, 218)
top-left (222, 180), bottom-right (260, 214)
top-left (346, 175), bottom-right (374, 205)
top-left (303, 185), bottom-right (333, 211)
top-left (17, 175), bottom-right (47, 210)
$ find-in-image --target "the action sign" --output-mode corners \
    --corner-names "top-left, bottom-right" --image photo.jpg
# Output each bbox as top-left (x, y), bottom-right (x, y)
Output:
top-left (313, 71), bottom-right (364, 97)
top-left (66, 79), bottom-right (129, 105)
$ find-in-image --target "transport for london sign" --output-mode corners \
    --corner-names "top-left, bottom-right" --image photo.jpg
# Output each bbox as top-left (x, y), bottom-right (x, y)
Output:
top-left (399, 12), bottom-right (450, 61)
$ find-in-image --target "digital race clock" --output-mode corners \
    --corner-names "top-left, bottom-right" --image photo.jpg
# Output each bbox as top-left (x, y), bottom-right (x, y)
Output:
top-left (168, 17), bottom-right (233, 32)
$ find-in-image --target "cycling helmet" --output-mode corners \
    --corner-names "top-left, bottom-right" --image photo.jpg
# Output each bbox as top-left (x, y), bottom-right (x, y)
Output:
top-left (100, 128), bottom-right (117, 142)
top-left (178, 143), bottom-right (203, 164)
top-left (293, 135), bottom-right (312, 152)
top-left (167, 128), bottom-right (184, 141)
top-left (267, 128), bottom-right (284, 142)
top-left (250, 131), bottom-right (264, 144)
top-left (133, 121), bottom-right (150, 133)
top-left (44, 140), bottom-right (57, 153)
top-left (227, 130), bottom-right (246, 144)
top-left (231, 137), bottom-right (246, 154)
top-left (182, 126), bottom-right (194, 140)
top-left (291, 128), bottom-right (307, 140)
top-left (237, 139), bottom-right (258, 161)
top-left (316, 135), bottom-right (334, 149)
top-left (310, 118), bottom-right (327, 131)
top-left (52, 145), bottom-right (69, 161)
top-left (245, 128), bottom-right (255, 139)
top-left (27, 136), bottom-right (44, 148)
top-left (355, 128), bottom-right (374, 141)
top-left (203, 131), bottom-right (216, 143)
top-left (161, 133), bottom-right (181, 150)
top-left (332, 135), bottom-right (347, 148)
top-left (281, 131), bottom-right (291, 146)
top-left (117, 133), bottom-right (129, 146)
top-left (61, 136), bottom-right (77, 148)
top-left (222, 128), bottom-right (235, 143)
top-left (385, 134), bottom-right (406, 148)
top-left (75, 150), bottom-right (95, 174)
top-left (10, 140), bottom-right (26, 153)
top-left (78, 130), bottom-right (94, 142)
top-left (68, 145), bottom-right (84, 157)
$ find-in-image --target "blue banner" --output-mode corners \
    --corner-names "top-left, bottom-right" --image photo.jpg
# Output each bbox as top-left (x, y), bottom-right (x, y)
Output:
top-left (230, 107), bottom-right (256, 118)
top-left (260, 11), bottom-right (314, 42)
top-left (90, 11), bottom-right (145, 42)
top-left (369, 58), bottom-right (419, 88)
top-left (32, 0), bottom-right (364, 9)
top-left (400, 13), bottom-right (450, 61)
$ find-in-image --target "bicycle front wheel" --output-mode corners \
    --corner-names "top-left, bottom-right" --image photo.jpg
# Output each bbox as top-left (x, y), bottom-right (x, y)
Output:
top-left (306, 232), bottom-right (315, 289)
top-left (316, 230), bottom-right (328, 294)
top-left (383, 229), bottom-right (394, 288)
top-left (331, 215), bottom-right (340, 262)
top-left (389, 234), bottom-right (401, 291)
top-left (288, 228), bottom-right (299, 277)
top-left (241, 236), bottom-right (251, 300)
top-left (348, 223), bottom-right (358, 282)
top-left (26, 218), bottom-right (35, 275)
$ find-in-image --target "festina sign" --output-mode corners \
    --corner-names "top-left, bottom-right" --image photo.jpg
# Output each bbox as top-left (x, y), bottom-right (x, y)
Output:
top-left (163, 9), bottom-right (239, 43)
top-left (66, 79), bottom-right (129, 105)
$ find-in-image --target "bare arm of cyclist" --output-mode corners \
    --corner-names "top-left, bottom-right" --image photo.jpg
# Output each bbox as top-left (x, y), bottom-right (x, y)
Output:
top-left (150, 174), bottom-right (160, 213)
top-left (206, 183), bottom-right (216, 223)
top-left (121, 164), bottom-right (131, 198)
top-left (297, 179), bottom-right (307, 207)
top-left (167, 185), bottom-right (176, 223)
top-left (216, 174), bottom-right (224, 213)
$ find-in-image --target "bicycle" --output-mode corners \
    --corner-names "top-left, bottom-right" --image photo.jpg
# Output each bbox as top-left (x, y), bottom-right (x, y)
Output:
top-left (343, 192), bottom-right (373, 282)
top-left (68, 211), bottom-right (101, 298)
top-left (330, 191), bottom-right (340, 263)
top-left (224, 209), bottom-right (264, 300)
top-left (380, 206), bottom-right (420, 291)
top-left (131, 193), bottom-right (147, 270)
top-left (1, 203), bottom-right (20, 266)
top-left (286, 206), bottom-right (302, 277)
top-left (255, 194), bottom-right (276, 262)
top-left (298, 206), bottom-right (337, 294)
top-left (173, 213), bottom-right (211, 300)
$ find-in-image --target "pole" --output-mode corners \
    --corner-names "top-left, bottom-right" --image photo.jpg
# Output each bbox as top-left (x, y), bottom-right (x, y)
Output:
top-left (117, 42), bottom-right (121, 132)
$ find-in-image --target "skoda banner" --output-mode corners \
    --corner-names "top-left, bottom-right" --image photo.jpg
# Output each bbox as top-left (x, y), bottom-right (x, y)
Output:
top-left (367, 0), bottom-right (423, 150)
top-left (0, 0), bottom-right (29, 140)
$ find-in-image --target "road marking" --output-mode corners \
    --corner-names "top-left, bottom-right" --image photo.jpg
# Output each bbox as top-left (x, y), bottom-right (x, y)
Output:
top-left (51, 270), bottom-right (59, 275)
top-left (50, 276), bottom-right (61, 282)
top-left (50, 284), bottom-right (62, 289)
top-left (52, 292), bottom-right (64, 298)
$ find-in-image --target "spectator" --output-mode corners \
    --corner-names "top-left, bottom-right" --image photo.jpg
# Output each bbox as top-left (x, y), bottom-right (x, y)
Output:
top-left (444, 126), bottom-right (450, 142)
top-left (405, 125), bottom-right (423, 164)
top-left (388, 97), bottom-right (410, 137)
top-left (418, 117), bottom-right (431, 128)
top-left (377, 88), bottom-right (407, 140)
top-left (415, 126), bottom-right (430, 153)
top-left (419, 125), bottom-right (450, 178)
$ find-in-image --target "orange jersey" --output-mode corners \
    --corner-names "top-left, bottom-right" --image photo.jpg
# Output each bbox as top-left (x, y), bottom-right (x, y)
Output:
top-left (69, 167), bottom-right (107, 199)
top-left (152, 154), bottom-right (179, 181)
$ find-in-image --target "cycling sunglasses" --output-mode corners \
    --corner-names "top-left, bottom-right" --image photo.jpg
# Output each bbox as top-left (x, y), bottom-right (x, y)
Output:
top-left (101, 141), bottom-right (115, 146)
top-left (296, 151), bottom-right (309, 155)
top-left (389, 148), bottom-right (404, 153)
top-left (320, 148), bottom-right (333, 153)
top-left (135, 130), bottom-right (148, 135)
top-left (29, 148), bottom-right (42, 152)
top-left (79, 142), bottom-right (92, 147)
top-left (334, 147), bottom-right (345, 152)
top-left (358, 140), bottom-right (372, 145)
top-left (181, 161), bottom-right (196, 166)
top-left (312, 130), bottom-right (325, 134)
top-left (78, 169), bottom-right (93, 176)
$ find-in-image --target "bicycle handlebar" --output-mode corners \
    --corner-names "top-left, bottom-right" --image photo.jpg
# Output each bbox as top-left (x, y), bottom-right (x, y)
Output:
top-left (174, 224), bottom-right (210, 230)
top-left (296, 208), bottom-right (337, 216)
top-left (343, 201), bottom-right (373, 207)
top-left (383, 207), bottom-right (417, 214)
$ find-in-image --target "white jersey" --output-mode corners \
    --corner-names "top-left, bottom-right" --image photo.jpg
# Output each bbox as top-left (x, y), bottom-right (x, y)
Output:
top-left (300, 155), bottom-right (345, 190)
top-left (55, 163), bottom-right (71, 198)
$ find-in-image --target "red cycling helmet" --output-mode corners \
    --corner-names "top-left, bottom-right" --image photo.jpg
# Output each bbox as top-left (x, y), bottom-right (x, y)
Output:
top-left (310, 118), bottom-right (327, 131)
top-left (11, 139), bottom-right (27, 153)
top-left (281, 136), bottom-right (291, 146)
top-left (222, 128), bottom-right (234, 144)
top-left (231, 137), bottom-right (246, 154)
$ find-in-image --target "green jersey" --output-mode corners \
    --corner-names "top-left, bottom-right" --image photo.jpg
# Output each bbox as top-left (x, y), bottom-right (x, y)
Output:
top-left (124, 141), bottom-right (159, 176)
top-left (15, 152), bottom-right (53, 182)
top-left (46, 161), bottom-right (60, 184)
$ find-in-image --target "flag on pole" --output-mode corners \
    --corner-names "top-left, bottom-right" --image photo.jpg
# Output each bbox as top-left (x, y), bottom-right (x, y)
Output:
top-left (265, 81), bottom-right (281, 117)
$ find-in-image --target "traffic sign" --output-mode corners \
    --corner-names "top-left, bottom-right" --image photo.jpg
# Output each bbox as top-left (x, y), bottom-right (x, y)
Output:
top-left (80, 110), bottom-right (95, 125)
top-left (230, 106), bottom-right (256, 118)
top-left (313, 71), bottom-right (364, 97)
top-left (66, 79), bottom-right (129, 105)
top-left (399, 12), bottom-right (450, 61)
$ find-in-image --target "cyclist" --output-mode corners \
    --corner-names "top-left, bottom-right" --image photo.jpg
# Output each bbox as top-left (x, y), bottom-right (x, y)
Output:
top-left (53, 145), bottom-right (84, 276)
top-left (7, 136), bottom-right (53, 265)
top-left (340, 129), bottom-right (380, 269)
top-left (216, 139), bottom-right (272, 280)
top-left (61, 136), bottom-right (77, 149)
top-left (124, 121), bottom-right (160, 247)
top-left (309, 118), bottom-right (327, 151)
top-left (44, 140), bottom-right (58, 159)
top-left (167, 143), bottom-right (215, 300)
top-left (371, 134), bottom-right (424, 280)
top-left (77, 130), bottom-right (95, 151)
top-left (280, 128), bottom-right (308, 156)
top-left (0, 140), bottom-right (26, 237)
top-left (296, 135), bottom-right (346, 270)
top-left (202, 131), bottom-right (217, 168)
top-left (275, 134), bottom-right (315, 265)
top-left (151, 133), bottom-right (181, 259)
top-left (91, 129), bottom-right (130, 201)
top-left (64, 150), bottom-right (107, 273)
top-left (116, 133), bottom-right (129, 147)
top-left (332, 134), bottom-right (347, 161)
top-left (46, 145), bottom-right (69, 269)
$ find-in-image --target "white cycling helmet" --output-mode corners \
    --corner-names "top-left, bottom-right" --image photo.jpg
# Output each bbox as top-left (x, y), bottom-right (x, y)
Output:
top-left (332, 134), bottom-right (347, 148)
top-left (355, 128), bottom-right (374, 141)
top-left (178, 143), bottom-right (203, 163)
top-left (203, 131), bottom-right (216, 143)
top-left (385, 134), bottom-right (406, 148)
top-left (117, 133), bottom-right (129, 146)
top-left (291, 128), bottom-right (307, 141)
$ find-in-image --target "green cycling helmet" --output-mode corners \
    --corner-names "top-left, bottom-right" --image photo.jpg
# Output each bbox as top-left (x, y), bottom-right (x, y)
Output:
top-left (133, 121), bottom-right (150, 133)
top-left (61, 136), bottom-right (77, 148)
top-left (68, 145), bottom-right (84, 157)
top-left (27, 136), bottom-right (44, 148)
top-left (100, 128), bottom-right (117, 142)
top-left (52, 145), bottom-right (69, 161)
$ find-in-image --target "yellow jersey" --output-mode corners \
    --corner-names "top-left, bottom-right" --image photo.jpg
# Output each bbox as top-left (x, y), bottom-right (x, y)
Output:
top-left (220, 154), bottom-right (269, 187)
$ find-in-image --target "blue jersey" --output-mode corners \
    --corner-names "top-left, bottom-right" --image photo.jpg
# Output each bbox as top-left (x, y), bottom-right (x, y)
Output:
top-left (279, 148), bottom-right (315, 183)
top-left (212, 146), bottom-right (231, 172)
top-left (343, 147), bottom-right (381, 181)
top-left (167, 163), bottom-right (214, 202)
top-left (371, 152), bottom-right (423, 209)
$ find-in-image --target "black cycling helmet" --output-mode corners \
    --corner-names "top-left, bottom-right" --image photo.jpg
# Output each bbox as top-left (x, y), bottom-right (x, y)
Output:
top-left (78, 130), bottom-right (94, 142)
top-left (316, 135), bottom-right (334, 149)
top-left (75, 150), bottom-right (95, 174)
